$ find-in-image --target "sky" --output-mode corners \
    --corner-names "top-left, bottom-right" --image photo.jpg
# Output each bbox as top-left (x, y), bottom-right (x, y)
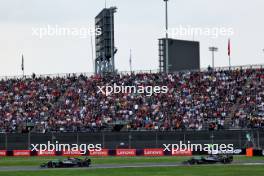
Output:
top-left (0, 0), bottom-right (263, 76)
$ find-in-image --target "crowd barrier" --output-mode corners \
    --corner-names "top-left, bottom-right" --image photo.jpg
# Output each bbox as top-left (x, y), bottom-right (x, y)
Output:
top-left (1, 148), bottom-right (263, 157)
top-left (0, 148), bottom-right (191, 157)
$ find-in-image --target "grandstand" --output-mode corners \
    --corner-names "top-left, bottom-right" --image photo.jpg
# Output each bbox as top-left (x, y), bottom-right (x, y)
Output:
top-left (1, 1), bottom-right (264, 176)
top-left (0, 64), bottom-right (264, 133)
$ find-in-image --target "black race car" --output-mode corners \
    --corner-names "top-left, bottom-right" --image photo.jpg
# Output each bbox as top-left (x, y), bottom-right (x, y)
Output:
top-left (185, 155), bottom-right (233, 165)
top-left (40, 157), bottom-right (91, 168)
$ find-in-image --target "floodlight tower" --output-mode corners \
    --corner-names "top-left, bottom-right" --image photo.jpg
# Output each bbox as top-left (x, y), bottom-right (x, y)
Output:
top-left (164, 0), bottom-right (169, 73)
top-left (95, 7), bottom-right (117, 74)
top-left (209, 47), bottom-right (218, 69)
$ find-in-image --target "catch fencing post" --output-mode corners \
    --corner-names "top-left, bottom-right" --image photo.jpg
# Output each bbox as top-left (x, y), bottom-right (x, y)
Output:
top-left (257, 130), bottom-right (260, 149)
top-left (155, 132), bottom-right (158, 148)
top-left (5, 133), bottom-right (7, 150)
top-left (183, 133), bottom-right (186, 144)
top-left (76, 132), bottom-right (79, 145)
top-left (239, 131), bottom-right (242, 149)
top-left (102, 132), bottom-right (105, 148)
top-left (128, 133), bottom-right (132, 149)
top-left (28, 132), bottom-right (31, 150)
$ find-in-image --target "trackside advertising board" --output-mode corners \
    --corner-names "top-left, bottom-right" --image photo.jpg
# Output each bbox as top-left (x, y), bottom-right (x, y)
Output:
top-left (89, 149), bottom-right (109, 156)
top-left (62, 150), bottom-right (83, 156)
top-left (116, 149), bottom-right (136, 156)
top-left (144, 149), bottom-right (164, 156)
top-left (0, 150), bottom-right (6, 156)
top-left (172, 149), bottom-right (192, 156)
top-left (13, 150), bottom-right (31, 156)
top-left (38, 150), bottom-right (56, 156)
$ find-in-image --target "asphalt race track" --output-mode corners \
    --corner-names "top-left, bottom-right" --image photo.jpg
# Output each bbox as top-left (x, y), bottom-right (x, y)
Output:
top-left (1, 161), bottom-right (264, 172)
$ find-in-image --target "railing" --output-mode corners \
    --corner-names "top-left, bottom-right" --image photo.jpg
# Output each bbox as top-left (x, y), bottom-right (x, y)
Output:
top-left (1, 64), bottom-right (264, 80)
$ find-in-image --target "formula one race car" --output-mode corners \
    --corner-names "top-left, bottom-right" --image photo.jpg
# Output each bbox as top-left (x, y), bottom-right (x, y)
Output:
top-left (40, 157), bottom-right (91, 168)
top-left (185, 155), bottom-right (233, 165)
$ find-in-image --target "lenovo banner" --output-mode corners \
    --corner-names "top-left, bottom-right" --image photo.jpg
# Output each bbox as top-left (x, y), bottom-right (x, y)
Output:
top-left (0, 150), bottom-right (6, 156)
top-left (172, 149), bottom-right (192, 156)
top-left (116, 149), bottom-right (136, 156)
top-left (144, 149), bottom-right (164, 156)
top-left (89, 149), bottom-right (109, 156)
top-left (62, 150), bottom-right (83, 156)
top-left (38, 150), bottom-right (56, 156)
top-left (13, 150), bottom-right (30, 156)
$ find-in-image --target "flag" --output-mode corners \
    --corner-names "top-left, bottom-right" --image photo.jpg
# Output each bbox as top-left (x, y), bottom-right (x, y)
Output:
top-left (228, 39), bottom-right (231, 57)
top-left (129, 49), bottom-right (132, 65)
top-left (21, 55), bottom-right (24, 71)
top-left (129, 49), bottom-right (132, 72)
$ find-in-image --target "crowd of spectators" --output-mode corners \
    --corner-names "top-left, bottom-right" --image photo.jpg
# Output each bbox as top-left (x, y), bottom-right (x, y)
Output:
top-left (0, 67), bottom-right (264, 133)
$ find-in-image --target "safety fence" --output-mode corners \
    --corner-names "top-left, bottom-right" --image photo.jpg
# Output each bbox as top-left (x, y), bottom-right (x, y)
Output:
top-left (0, 130), bottom-right (263, 150)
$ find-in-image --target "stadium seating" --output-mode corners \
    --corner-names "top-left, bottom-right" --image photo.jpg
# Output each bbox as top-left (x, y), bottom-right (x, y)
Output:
top-left (0, 68), bottom-right (264, 133)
